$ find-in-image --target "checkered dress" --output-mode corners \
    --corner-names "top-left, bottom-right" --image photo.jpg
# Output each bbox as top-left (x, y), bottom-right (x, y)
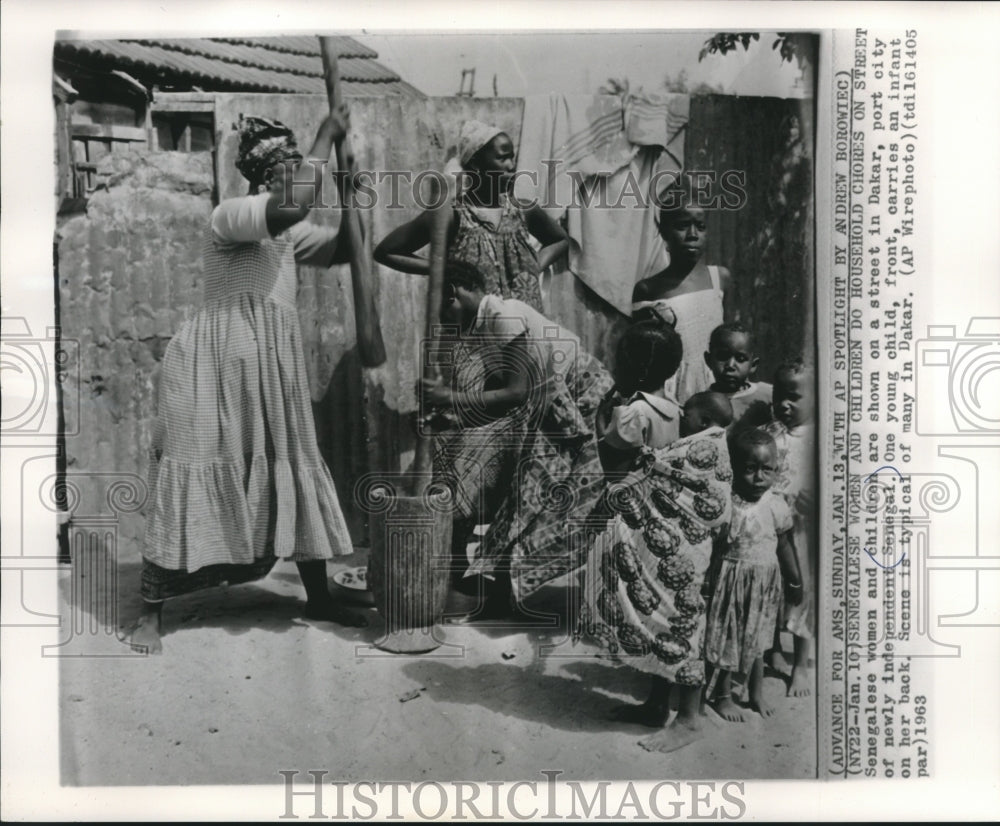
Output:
top-left (142, 194), bottom-right (353, 588)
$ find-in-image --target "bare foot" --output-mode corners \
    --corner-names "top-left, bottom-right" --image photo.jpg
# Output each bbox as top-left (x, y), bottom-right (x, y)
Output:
top-left (609, 701), bottom-right (669, 728)
top-left (127, 615), bottom-right (163, 655)
top-left (788, 665), bottom-right (813, 697)
top-left (639, 714), bottom-right (706, 753)
top-left (749, 692), bottom-right (774, 718)
top-left (304, 600), bottom-right (369, 628)
top-left (710, 695), bottom-right (745, 722)
top-left (765, 648), bottom-right (790, 673)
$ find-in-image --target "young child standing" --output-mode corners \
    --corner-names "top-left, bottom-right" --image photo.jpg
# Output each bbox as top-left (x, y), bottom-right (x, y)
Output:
top-left (580, 323), bottom-right (733, 753)
top-left (704, 429), bottom-right (802, 721)
top-left (764, 359), bottom-right (817, 697)
top-left (704, 322), bottom-right (773, 433)
top-left (631, 185), bottom-right (734, 404)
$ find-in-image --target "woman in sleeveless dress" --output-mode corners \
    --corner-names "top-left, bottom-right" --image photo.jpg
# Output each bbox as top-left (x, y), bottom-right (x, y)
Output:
top-left (373, 119), bottom-right (567, 309)
top-left (632, 189), bottom-right (734, 405)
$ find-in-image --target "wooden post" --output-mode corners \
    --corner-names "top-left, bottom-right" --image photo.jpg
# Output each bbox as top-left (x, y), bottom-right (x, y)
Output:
top-left (318, 36), bottom-right (387, 369)
top-left (410, 173), bottom-right (451, 495)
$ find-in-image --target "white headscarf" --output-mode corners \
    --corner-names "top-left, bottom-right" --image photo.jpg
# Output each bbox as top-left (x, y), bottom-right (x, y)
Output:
top-left (458, 119), bottom-right (505, 168)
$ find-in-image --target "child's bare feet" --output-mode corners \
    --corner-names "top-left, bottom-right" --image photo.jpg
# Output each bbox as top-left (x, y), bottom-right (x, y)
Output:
top-left (639, 713), bottom-right (706, 753)
top-left (610, 700), bottom-right (669, 728)
top-left (747, 657), bottom-right (771, 716)
top-left (788, 665), bottom-right (813, 697)
top-left (788, 636), bottom-right (814, 696)
top-left (749, 691), bottom-right (774, 718)
top-left (710, 695), bottom-right (745, 722)
top-left (127, 614), bottom-right (163, 655)
top-left (304, 600), bottom-right (369, 627)
top-left (764, 647), bottom-right (790, 673)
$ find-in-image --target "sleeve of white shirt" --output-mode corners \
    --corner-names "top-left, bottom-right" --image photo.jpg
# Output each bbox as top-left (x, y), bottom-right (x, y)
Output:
top-left (602, 402), bottom-right (649, 450)
top-left (288, 220), bottom-right (340, 268)
top-left (210, 193), bottom-right (340, 267)
top-left (210, 193), bottom-right (271, 245)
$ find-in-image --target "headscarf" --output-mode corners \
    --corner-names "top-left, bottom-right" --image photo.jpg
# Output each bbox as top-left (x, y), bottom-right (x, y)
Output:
top-left (458, 119), bottom-right (506, 168)
top-left (235, 115), bottom-right (303, 186)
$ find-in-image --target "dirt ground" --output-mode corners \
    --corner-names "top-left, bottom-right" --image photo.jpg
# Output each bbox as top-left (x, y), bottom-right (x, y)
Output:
top-left (59, 551), bottom-right (816, 787)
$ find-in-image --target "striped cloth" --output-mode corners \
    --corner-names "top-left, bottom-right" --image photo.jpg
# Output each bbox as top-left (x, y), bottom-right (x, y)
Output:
top-left (141, 194), bottom-right (353, 593)
top-left (624, 92), bottom-right (690, 165)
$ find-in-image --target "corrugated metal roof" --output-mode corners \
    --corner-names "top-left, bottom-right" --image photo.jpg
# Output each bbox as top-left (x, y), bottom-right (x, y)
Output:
top-left (54, 36), bottom-right (423, 97)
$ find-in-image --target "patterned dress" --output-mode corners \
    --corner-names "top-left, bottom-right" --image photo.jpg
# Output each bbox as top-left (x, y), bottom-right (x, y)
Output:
top-left (448, 194), bottom-right (544, 312)
top-left (431, 193), bottom-right (547, 530)
top-left (436, 295), bottom-right (613, 600)
top-left (631, 265), bottom-right (724, 404)
top-left (578, 427), bottom-right (733, 686)
top-left (764, 420), bottom-right (816, 638)
top-left (141, 194), bottom-right (353, 600)
top-left (704, 490), bottom-right (792, 676)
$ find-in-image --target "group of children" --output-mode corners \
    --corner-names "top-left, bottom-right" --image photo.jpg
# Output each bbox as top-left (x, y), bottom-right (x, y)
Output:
top-left (580, 302), bottom-right (816, 754)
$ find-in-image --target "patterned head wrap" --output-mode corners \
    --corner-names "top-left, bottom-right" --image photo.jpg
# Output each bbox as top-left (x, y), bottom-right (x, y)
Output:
top-left (235, 115), bottom-right (303, 185)
top-left (458, 119), bottom-right (506, 168)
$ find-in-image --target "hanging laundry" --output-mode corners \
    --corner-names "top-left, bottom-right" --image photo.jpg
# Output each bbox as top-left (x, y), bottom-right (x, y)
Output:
top-left (516, 93), bottom-right (690, 316)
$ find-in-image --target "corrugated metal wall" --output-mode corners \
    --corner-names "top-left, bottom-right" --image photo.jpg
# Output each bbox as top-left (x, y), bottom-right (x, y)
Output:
top-left (57, 92), bottom-right (813, 559)
top-left (686, 94), bottom-right (816, 380)
top-left (57, 151), bottom-right (215, 555)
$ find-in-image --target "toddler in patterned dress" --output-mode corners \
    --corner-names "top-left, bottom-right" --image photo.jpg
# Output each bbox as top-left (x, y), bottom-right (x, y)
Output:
top-left (704, 429), bottom-right (803, 721)
top-left (764, 359), bottom-right (817, 697)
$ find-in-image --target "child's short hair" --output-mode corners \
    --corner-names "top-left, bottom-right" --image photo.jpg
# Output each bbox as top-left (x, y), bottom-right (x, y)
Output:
top-left (684, 391), bottom-right (734, 428)
top-left (708, 321), bottom-right (755, 352)
top-left (774, 356), bottom-right (811, 382)
top-left (444, 259), bottom-right (487, 293)
top-left (653, 173), bottom-right (714, 220)
top-left (731, 427), bottom-right (776, 461)
top-left (615, 319), bottom-right (683, 393)
top-left (655, 181), bottom-right (692, 221)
